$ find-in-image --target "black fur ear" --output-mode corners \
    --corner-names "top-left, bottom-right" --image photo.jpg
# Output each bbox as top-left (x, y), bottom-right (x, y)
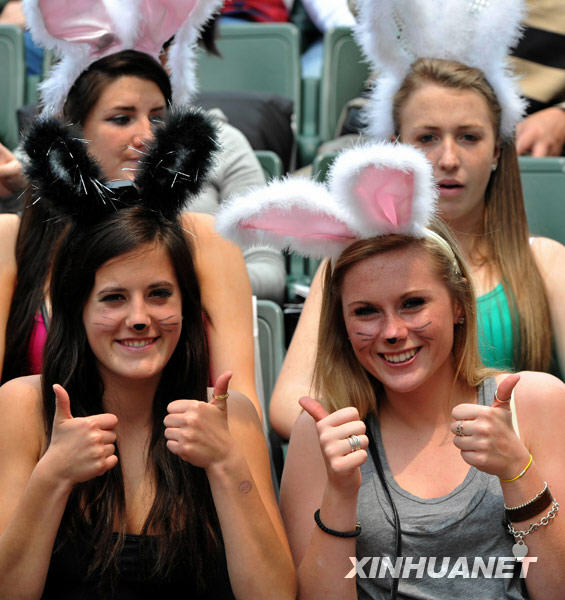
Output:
top-left (135, 107), bottom-right (218, 220)
top-left (23, 118), bottom-right (118, 225)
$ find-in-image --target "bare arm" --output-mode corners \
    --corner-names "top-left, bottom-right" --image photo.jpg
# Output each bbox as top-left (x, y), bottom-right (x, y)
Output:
top-left (183, 212), bottom-right (260, 419)
top-left (530, 236), bottom-right (565, 377)
top-left (501, 372), bottom-right (565, 599)
top-left (164, 374), bottom-right (296, 599)
top-left (280, 399), bottom-right (368, 600)
top-left (270, 260), bottom-right (326, 439)
top-left (0, 214), bottom-right (19, 380)
top-left (0, 378), bottom-right (117, 599)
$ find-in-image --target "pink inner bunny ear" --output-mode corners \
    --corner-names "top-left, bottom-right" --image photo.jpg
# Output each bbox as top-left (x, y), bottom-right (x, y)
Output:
top-left (135, 0), bottom-right (198, 57)
top-left (38, 0), bottom-right (122, 57)
top-left (241, 207), bottom-right (358, 242)
top-left (353, 165), bottom-right (415, 229)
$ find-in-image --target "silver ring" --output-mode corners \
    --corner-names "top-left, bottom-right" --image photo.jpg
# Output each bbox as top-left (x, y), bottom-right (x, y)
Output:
top-left (347, 434), bottom-right (361, 453)
top-left (455, 421), bottom-right (465, 437)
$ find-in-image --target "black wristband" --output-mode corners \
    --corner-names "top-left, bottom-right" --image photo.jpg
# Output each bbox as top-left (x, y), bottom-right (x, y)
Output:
top-left (505, 485), bottom-right (554, 523)
top-left (314, 509), bottom-right (361, 538)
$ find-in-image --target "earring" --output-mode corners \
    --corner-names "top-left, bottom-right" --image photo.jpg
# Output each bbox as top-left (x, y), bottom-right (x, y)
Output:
top-left (491, 163), bottom-right (497, 172)
top-left (457, 316), bottom-right (465, 325)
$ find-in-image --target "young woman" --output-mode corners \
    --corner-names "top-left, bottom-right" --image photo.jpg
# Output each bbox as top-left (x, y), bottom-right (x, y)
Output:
top-left (280, 218), bottom-right (565, 599)
top-left (0, 50), bottom-right (261, 417)
top-left (216, 142), bottom-right (565, 598)
top-left (269, 56), bottom-right (565, 439)
top-left (0, 117), bottom-right (295, 596)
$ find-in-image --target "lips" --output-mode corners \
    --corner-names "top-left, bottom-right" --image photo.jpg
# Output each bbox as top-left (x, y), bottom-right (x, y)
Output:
top-left (438, 179), bottom-right (463, 194)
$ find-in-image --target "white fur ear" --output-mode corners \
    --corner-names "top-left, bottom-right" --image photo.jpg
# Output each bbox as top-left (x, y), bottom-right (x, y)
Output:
top-left (354, 0), bottom-right (527, 140)
top-left (215, 177), bottom-right (360, 259)
top-left (167, 0), bottom-right (224, 106)
top-left (329, 143), bottom-right (437, 237)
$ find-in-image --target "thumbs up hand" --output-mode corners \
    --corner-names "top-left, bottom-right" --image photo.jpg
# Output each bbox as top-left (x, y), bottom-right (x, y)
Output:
top-left (451, 374), bottom-right (530, 479)
top-left (299, 397), bottom-right (368, 495)
top-left (43, 384), bottom-right (118, 485)
top-left (164, 372), bottom-right (234, 470)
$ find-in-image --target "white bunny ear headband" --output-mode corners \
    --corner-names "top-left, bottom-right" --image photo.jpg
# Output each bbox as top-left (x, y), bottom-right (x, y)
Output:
top-left (353, 0), bottom-right (528, 141)
top-left (216, 142), bottom-right (459, 270)
top-left (22, 0), bottom-right (223, 116)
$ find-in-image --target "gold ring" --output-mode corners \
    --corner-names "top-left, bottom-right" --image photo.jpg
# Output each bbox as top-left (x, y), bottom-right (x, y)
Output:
top-left (213, 392), bottom-right (229, 401)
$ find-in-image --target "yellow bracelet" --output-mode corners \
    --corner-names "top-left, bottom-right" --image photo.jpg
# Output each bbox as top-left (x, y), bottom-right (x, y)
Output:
top-left (500, 454), bottom-right (533, 483)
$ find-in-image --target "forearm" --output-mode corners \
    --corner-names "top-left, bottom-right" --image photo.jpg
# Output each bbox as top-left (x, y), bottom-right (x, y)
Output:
top-left (501, 464), bottom-right (565, 599)
top-left (296, 486), bottom-right (358, 600)
top-left (0, 461), bottom-right (72, 598)
top-left (206, 452), bottom-right (296, 599)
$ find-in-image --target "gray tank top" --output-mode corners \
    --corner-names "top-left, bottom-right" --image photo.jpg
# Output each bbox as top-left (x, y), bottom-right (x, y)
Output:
top-left (356, 378), bottom-right (529, 599)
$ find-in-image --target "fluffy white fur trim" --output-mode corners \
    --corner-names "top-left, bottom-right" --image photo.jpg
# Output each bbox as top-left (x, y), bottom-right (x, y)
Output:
top-left (354, 0), bottom-right (527, 140)
top-left (329, 143), bottom-right (437, 237)
top-left (168, 0), bottom-right (224, 106)
top-left (215, 177), bottom-right (359, 259)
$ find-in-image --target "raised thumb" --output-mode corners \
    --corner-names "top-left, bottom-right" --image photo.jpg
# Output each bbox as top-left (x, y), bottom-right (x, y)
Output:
top-left (53, 384), bottom-right (73, 421)
top-left (210, 371), bottom-right (232, 410)
top-left (299, 396), bottom-right (330, 422)
top-left (492, 374), bottom-right (520, 410)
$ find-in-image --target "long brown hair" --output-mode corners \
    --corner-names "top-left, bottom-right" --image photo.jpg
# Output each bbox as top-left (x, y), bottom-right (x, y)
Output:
top-left (392, 58), bottom-right (552, 372)
top-left (313, 219), bottom-right (496, 418)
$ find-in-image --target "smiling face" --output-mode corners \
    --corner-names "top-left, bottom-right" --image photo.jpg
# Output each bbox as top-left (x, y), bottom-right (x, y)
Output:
top-left (82, 242), bottom-right (183, 386)
top-left (341, 244), bottom-right (461, 394)
top-left (82, 75), bottom-right (166, 182)
top-left (398, 83), bottom-right (499, 231)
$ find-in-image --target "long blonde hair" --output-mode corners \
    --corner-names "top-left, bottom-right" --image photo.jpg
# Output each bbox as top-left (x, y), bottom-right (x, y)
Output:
top-left (392, 58), bottom-right (552, 372)
top-left (313, 219), bottom-right (496, 418)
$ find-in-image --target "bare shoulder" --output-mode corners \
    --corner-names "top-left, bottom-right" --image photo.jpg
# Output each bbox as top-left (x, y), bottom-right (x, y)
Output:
top-left (0, 375), bottom-right (45, 457)
top-left (496, 371), bottom-right (565, 447)
top-left (182, 211), bottom-right (215, 239)
top-left (530, 236), bottom-right (565, 271)
top-left (0, 213), bottom-right (19, 263)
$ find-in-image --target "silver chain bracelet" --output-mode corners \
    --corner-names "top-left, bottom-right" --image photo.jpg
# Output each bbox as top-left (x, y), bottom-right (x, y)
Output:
top-left (507, 500), bottom-right (559, 559)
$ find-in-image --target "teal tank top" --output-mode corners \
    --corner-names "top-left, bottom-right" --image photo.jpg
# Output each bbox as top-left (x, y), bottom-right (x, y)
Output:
top-left (476, 283), bottom-right (515, 371)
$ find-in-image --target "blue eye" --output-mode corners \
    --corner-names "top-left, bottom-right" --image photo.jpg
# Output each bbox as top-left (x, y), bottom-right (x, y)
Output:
top-left (403, 297), bottom-right (425, 310)
top-left (354, 305), bottom-right (377, 316)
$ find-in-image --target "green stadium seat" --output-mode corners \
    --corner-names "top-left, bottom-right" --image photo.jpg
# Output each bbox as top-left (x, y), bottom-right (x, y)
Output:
top-left (255, 298), bottom-right (286, 485)
top-left (0, 24), bottom-right (25, 149)
top-left (254, 149), bottom-right (283, 181)
top-left (519, 156), bottom-right (565, 245)
top-left (318, 27), bottom-right (370, 144)
top-left (197, 23), bottom-right (301, 129)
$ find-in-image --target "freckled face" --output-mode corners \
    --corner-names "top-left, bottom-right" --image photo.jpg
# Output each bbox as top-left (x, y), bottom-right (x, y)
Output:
top-left (82, 243), bottom-right (182, 385)
top-left (398, 83), bottom-right (499, 230)
top-left (82, 76), bottom-right (166, 182)
top-left (341, 246), bottom-right (461, 394)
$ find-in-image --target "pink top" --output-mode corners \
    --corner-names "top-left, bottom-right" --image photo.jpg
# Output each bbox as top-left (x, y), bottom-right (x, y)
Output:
top-left (28, 312), bottom-right (48, 374)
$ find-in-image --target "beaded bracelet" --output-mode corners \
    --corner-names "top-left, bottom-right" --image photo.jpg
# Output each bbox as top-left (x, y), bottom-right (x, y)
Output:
top-left (314, 509), bottom-right (361, 538)
top-left (499, 453), bottom-right (533, 483)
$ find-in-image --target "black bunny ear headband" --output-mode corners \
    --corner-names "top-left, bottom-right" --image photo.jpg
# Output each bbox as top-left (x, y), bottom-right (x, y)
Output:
top-left (23, 107), bottom-right (218, 226)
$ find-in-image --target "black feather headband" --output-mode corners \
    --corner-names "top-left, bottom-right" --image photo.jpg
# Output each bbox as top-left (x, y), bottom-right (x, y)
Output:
top-left (23, 107), bottom-right (218, 225)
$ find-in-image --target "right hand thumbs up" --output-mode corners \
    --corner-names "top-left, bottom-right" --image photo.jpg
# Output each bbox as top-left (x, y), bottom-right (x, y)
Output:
top-left (299, 396), bottom-right (368, 493)
top-left (47, 384), bottom-right (119, 485)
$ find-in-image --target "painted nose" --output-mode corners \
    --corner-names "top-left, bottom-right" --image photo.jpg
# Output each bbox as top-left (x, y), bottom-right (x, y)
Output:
top-left (126, 298), bottom-right (151, 331)
top-left (382, 314), bottom-right (408, 343)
